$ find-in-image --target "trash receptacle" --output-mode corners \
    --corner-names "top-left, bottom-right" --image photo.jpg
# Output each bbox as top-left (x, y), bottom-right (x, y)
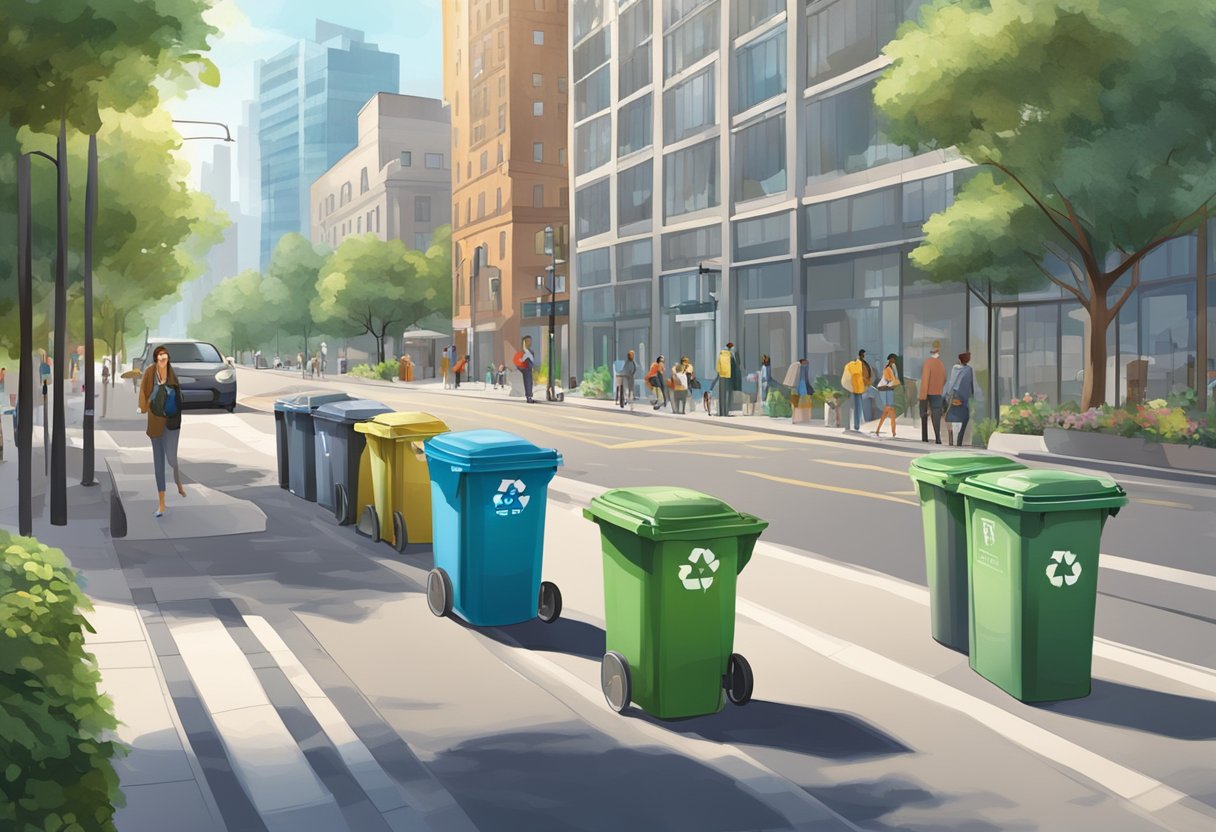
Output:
top-left (277, 391), bottom-right (351, 501)
top-left (354, 412), bottom-right (450, 551)
top-left (272, 404), bottom-right (291, 489)
top-left (957, 469), bottom-right (1128, 702)
top-left (423, 429), bottom-right (563, 627)
top-left (313, 399), bottom-right (393, 524)
top-left (908, 453), bottom-right (1027, 653)
top-left (583, 487), bottom-right (768, 719)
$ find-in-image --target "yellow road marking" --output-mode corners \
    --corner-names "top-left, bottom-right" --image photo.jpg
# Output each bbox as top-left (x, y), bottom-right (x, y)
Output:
top-left (651, 449), bottom-right (759, 460)
top-left (740, 470), bottom-right (919, 507)
top-left (814, 459), bottom-right (910, 477)
top-left (1132, 498), bottom-right (1192, 510)
top-left (888, 490), bottom-right (918, 496)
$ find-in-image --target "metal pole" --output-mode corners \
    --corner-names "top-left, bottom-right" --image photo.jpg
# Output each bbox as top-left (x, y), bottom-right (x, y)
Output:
top-left (1197, 209), bottom-right (1208, 411)
top-left (82, 133), bottom-right (98, 486)
top-left (42, 381), bottom-right (49, 476)
top-left (51, 118), bottom-right (68, 525)
top-left (17, 153), bottom-right (34, 535)
top-left (470, 245), bottom-right (480, 384)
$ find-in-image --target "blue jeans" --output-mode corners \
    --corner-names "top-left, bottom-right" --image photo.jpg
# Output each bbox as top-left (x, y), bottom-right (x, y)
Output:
top-left (150, 429), bottom-right (182, 492)
top-left (852, 393), bottom-right (864, 430)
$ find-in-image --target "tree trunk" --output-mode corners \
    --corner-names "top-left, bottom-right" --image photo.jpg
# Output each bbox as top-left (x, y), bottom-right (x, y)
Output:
top-left (1081, 285), bottom-right (1112, 410)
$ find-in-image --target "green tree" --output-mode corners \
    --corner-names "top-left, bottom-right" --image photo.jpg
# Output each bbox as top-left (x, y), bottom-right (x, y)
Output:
top-left (313, 234), bottom-right (449, 364)
top-left (191, 270), bottom-right (265, 359)
top-left (875, 0), bottom-right (1216, 408)
top-left (261, 233), bottom-right (327, 370)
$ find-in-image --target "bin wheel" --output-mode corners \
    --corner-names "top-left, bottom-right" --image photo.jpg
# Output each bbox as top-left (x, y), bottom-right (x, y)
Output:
top-left (357, 505), bottom-right (380, 542)
top-left (601, 651), bottom-right (631, 713)
top-left (225, 404), bottom-right (236, 413)
top-left (537, 581), bottom-right (562, 624)
top-left (427, 568), bottom-right (453, 618)
top-left (392, 511), bottom-right (408, 553)
top-left (334, 484), bottom-right (349, 525)
top-left (724, 653), bottom-right (754, 706)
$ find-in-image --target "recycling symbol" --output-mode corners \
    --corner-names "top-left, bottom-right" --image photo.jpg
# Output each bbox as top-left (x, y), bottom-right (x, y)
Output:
top-left (1046, 550), bottom-right (1082, 588)
top-left (492, 479), bottom-right (530, 516)
top-left (678, 548), bottom-right (719, 591)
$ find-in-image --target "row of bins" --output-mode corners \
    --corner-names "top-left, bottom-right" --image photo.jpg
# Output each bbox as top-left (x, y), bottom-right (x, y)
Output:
top-left (272, 390), bottom-right (770, 720)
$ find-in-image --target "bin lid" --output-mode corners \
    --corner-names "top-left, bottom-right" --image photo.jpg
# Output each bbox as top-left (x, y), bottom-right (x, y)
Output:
top-left (583, 486), bottom-right (769, 542)
top-left (274, 390), bottom-right (351, 413)
top-left (354, 411), bottom-right (449, 439)
top-left (423, 429), bottom-right (562, 472)
top-left (313, 399), bottom-right (393, 424)
top-left (958, 469), bottom-right (1129, 513)
top-left (908, 452), bottom-right (1025, 491)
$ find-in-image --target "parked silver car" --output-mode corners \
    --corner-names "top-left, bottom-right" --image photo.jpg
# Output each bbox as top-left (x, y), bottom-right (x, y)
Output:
top-left (133, 339), bottom-right (237, 412)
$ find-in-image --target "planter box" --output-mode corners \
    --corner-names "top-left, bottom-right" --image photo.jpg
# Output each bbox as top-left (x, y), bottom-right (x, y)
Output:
top-left (1043, 428), bottom-right (1216, 475)
top-left (985, 432), bottom-right (1048, 456)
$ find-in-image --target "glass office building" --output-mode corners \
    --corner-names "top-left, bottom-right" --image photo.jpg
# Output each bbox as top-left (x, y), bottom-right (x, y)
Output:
top-left (259, 21), bottom-right (400, 267)
top-left (568, 0), bottom-right (1215, 414)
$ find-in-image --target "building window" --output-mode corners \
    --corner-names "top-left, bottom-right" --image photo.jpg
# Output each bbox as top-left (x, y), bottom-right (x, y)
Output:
top-left (533, 100), bottom-right (544, 116)
top-left (495, 188), bottom-right (502, 211)
top-left (533, 72), bottom-right (543, 87)
top-left (618, 0), bottom-right (653, 99)
top-left (805, 78), bottom-right (911, 181)
top-left (425, 152), bottom-right (444, 169)
top-left (499, 230), bottom-right (507, 259)
top-left (574, 64), bottom-right (610, 121)
top-left (616, 238), bottom-right (653, 282)
top-left (735, 111), bottom-right (787, 201)
top-left (497, 143), bottom-right (504, 164)
top-left (415, 195), bottom-right (432, 223)
top-left (415, 232), bottom-right (431, 250)
top-left (663, 138), bottom-right (719, 219)
top-left (576, 179), bottom-right (610, 237)
top-left (734, 212), bottom-right (790, 262)
top-left (576, 247), bottom-right (612, 287)
top-left (478, 192), bottom-right (486, 218)
top-left (664, 65), bottom-right (715, 144)
top-left (575, 114), bottom-right (611, 175)
top-left (734, 0), bottom-right (783, 37)
top-left (664, 2), bottom-right (719, 79)
top-left (533, 29), bottom-right (544, 45)
top-left (661, 224), bottom-right (721, 271)
top-left (617, 93), bottom-right (652, 157)
top-left (735, 24), bottom-right (786, 114)
top-left (807, 0), bottom-right (925, 87)
top-left (573, 27), bottom-right (610, 80)
top-left (340, 182), bottom-right (352, 206)
top-left (533, 141), bottom-right (544, 162)
top-left (558, 77), bottom-right (567, 93)
top-left (359, 167), bottom-right (369, 193)
top-left (480, 150), bottom-right (488, 173)
top-left (327, 194), bottom-right (335, 214)
top-left (357, 216), bottom-right (363, 233)
top-left (533, 184), bottom-right (545, 207)
top-left (617, 160), bottom-right (653, 229)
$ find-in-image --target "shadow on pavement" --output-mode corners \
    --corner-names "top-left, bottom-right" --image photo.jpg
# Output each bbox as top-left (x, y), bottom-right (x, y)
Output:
top-left (632, 699), bottom-right (911, 761)
top-left (1037, 679), bottom-right (1216, 740)
top-left (483, 617), bottom-right (606, 661)
top-left (426, 729), bottom-right (790, 832)
top-left (805, 776), bottom-right (1031, 832)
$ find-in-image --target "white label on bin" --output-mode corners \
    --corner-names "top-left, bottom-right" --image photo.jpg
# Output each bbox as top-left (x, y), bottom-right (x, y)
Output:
top-left (493, 478), bottom-right (530, 516)
top-left (1046, 550), bottom-right (1082, 588)
top-left (678, 548), bottom-right (720, 592)
top-left (981, 518), bottom-right (996, 547)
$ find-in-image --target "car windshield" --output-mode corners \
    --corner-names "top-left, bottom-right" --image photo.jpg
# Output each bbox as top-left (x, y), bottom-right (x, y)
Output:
top-left (157, 342), bottom-right (222, 363)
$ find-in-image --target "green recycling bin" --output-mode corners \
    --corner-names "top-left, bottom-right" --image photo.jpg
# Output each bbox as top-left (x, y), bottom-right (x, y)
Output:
top-left (957, 469), bottom-right (1128, 702)
top-left (583, 487), bottom-right (768, 720)
top-left (908, 453), bottom-right (1026, 653)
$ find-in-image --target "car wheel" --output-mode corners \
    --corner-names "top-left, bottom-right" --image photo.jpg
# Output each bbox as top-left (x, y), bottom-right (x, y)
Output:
top-left (427, 568), bottom-right (453, 618)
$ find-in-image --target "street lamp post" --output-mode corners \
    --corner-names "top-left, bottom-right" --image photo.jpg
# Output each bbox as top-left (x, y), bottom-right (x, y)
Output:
top-left (470, 245), bottom-right (483, 386)
top-left (542, 225), bottom-right (565, 402)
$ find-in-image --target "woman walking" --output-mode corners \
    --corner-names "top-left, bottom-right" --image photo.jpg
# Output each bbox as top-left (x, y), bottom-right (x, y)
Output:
top-left (944, 352), bottom-right (976, 446)
top-left (671, 357), bottom-right (692, 414)
top-left (874, 354), bottom-right (902, 438)
top-left (645, 355), bottom-right (668, 410)
top-left (138, 346), bottom-right (185, 517)
top-left (615, 350), bottom-right (637, 409)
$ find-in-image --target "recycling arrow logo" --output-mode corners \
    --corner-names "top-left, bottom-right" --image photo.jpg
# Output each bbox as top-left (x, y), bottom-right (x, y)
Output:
top-left (678, 548), bottom-right (719, 591)
top-left (492, 479), bottom-right (530, 516)
top-left (1046, 550), bottom-right (1082, 588)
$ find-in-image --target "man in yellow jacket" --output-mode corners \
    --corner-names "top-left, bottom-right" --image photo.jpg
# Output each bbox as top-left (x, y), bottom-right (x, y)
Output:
top-left (919, 340), bottom-right (947, 444)
top-left (843, 349), bottom-right (872, 431)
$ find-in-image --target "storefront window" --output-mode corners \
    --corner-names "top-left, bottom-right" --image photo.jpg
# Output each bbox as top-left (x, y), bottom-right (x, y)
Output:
top-left (804, 251), bottom-right (900, 379)
top-left (967, 291), bottom-right (991, 418)
top-left (902, 268), bottom-right (965, 389)
top-left (1140, 282), bottom-right (1196, 399)
top-left (1060, 303), bottom-right (1086, 405)
top-left (1017, 304), bottom-right (1059, 403)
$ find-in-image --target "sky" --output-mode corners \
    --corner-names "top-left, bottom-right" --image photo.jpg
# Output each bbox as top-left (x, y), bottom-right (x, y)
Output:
top-left (166, 0), bottom-right (444, 192)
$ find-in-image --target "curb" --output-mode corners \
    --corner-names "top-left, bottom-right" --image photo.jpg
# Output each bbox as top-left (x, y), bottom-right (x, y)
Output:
top-left (1018, 452), bottom-right (1216, 487)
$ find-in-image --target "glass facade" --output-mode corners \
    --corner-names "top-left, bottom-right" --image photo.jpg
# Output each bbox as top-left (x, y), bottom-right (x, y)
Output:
top-left (617, 94), bottom-right (653, 157)
top-left (664, 1), bottom-right (719, 79)
top-left (805, 77), bottom-right (912, 182)
top-left (734, 24), bottom-right (786, 113)
top-left (734, 112), bottom-right (786, 202)
top-left (663, 138), bottom-right (719, 219)
top-left (618, 160), bottom-right (654, 229)
top-left (664, 65), bottom-right (716, 144)
top-left (619, 0), bottom-right (653, 98)
top-left (575, 114), bottom-right (612, 175)
top-left (806, 0), bottom-right (925, 87)
top-left (576, 179), bottom-right (611, 238)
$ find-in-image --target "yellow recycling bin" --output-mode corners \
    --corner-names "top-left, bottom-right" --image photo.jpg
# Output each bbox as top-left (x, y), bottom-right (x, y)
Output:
top-left (354, 412), bottom-right (450, 552)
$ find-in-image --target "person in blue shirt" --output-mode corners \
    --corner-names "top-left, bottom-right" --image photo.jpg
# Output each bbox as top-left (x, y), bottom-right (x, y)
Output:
top-left (138, 346), bottom-right (185, 517)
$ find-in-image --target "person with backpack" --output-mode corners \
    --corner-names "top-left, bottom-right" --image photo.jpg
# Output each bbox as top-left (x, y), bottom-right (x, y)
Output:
top-left (943, 352), bottom-right (976, 446)
top-left (670, 356), bottom-right (693, 414)
top-left (842, 349), bottom-right (872, 432)
top-left (137, 345), bottom-right (185, 518)
top-left (712, 343), bottom-right (740, 417)
top-left (515, 335), bottom-right (537, 403)
top-left (452, 354), bottom-right (469, 388)
top-left (645, 355), bottom-right (668, 410)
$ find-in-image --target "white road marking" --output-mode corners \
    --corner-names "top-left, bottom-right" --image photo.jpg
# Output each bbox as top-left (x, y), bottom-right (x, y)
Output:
top-left (1100, 553), bottom-right (1216, 594)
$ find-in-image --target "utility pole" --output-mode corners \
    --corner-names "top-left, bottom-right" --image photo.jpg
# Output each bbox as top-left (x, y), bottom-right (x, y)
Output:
top-left (542, 225), bottom-right (565, 402)
top-left (16, 153), bottom-right (34, 536)
top-left (81, 133), bottom-right (98, 487)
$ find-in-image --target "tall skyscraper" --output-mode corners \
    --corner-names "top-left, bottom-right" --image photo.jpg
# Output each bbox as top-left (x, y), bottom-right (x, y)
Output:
top-left (443, 0), bottom-right (571, 378)
top-left (258, 20), bottom-right (400, 267)
top-left (236, 96), bottom-right (261, 273)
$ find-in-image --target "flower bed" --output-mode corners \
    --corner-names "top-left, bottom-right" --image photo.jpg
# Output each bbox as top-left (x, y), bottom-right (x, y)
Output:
top-left (997, 390), bottom-right (1216, 449)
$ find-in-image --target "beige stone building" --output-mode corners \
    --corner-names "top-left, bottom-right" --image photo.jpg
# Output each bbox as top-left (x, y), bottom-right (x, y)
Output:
top-left (310, 93), bottom-right (451, 252)
top-left (443, 0), bottom-right (571, 381)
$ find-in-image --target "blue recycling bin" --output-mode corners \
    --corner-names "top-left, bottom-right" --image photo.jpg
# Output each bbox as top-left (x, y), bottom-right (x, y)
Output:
top-left (275, 391), bottom-right (351, 501)
top-left (313, 399), bottom-right (392, 523)
top-left (423, 429), bottom-right (564, 626)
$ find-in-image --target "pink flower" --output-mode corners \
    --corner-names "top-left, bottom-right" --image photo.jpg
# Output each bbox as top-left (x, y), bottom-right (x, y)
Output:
top-left (1019, 409), bottom-right (1031, 418)
top-left (1037, 393), bottom-right (1049, 402)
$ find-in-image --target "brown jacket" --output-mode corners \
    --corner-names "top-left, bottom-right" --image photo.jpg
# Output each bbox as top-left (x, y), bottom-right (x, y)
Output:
top-left (139, 365), bottom-right (181, 438)
top-left (919, 356), bottom-right (947, 399)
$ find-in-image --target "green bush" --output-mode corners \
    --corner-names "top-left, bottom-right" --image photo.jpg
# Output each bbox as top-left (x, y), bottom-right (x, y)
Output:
top-left (1, 531), bottom-right (125, 831)
top-left (765, 389), bottom-right (792, 418)
top-left (347, 361), bottom-right (397, 381)
top-left (974, 417), bottom-right (999, 448)
top-left (579, 365), bottom-right (613, 399)
top-left (811, 375), bottom-right (845, 407)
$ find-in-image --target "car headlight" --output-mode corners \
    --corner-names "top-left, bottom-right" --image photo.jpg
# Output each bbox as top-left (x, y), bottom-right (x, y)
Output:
top-left (215, 368), bottom-right (235, 383)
